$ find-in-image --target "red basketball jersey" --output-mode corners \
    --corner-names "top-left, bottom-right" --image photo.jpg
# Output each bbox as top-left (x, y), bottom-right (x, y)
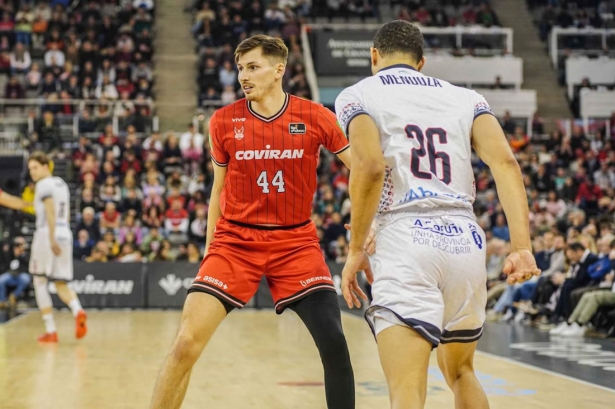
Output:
top-left (209, 93), bottom-right (349, 226)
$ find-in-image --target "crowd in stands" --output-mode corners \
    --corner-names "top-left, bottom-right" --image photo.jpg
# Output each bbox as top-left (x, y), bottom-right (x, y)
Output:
top-left (395, 0), bottom-right (501, 27)
top-left (531, 0), bottom-right (615, 41)
top-left (0, 0), bottom-right (156, 134)
top-left (192, 0), bottom-right (311, 107)
top-left (482, 120), bottom-right (615, 337)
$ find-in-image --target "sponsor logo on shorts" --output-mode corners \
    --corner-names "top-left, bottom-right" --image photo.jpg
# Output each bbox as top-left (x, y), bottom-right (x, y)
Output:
top-left (413, 219), bottom-right (464, 236)
top-left (195, 275), bottom-right (228, 291)
top-left (468, 223), bottom-right (483, 249)
top-left (300, 276), bottom-right (333, 287)
top-left (411, 220), bottom-right (472, 254)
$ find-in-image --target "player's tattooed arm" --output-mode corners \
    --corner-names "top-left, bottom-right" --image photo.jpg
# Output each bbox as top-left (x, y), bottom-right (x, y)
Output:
top-left (0, 190), bottom-right (30, 211)
top-left (204, 162), bottom-right (227, 256)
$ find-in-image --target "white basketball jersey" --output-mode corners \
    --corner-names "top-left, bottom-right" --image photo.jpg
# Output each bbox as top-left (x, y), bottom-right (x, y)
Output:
top-left (34, 176), bottom-right (71, 229)
top-left (335, 64), bottom-right (494, 215)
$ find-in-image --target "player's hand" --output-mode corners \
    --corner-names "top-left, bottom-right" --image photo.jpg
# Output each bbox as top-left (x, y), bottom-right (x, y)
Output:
top-left (340, 248), bottom-right (373, 309)
top-left (503, 249), bottom-right (541, 284)
top-left (51, 240), bottom-right (61, 256)
top-left (344, 224), bottom-right (377, 255)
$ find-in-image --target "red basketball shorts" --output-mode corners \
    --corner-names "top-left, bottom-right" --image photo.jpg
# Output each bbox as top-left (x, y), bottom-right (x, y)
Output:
top-left (189, 218), bottom-right (335, 313)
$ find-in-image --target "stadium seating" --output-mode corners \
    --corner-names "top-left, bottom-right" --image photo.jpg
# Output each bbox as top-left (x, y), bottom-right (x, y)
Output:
top-left (0, 0), bottom-right (157, 140)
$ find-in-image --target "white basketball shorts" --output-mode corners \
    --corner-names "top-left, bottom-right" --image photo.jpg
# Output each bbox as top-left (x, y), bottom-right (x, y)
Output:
top-left (29, 226), bottom-right (74, 281)
top-left (365, 209), bottom-right (487, 347)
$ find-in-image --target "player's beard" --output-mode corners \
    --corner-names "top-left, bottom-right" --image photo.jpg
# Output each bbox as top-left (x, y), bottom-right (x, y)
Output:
top-left (249, 80), bottom-right (276, 102)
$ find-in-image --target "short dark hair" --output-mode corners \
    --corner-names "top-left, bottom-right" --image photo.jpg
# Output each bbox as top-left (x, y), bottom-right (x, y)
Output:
top-left (28, 151), bottom-right (51, 166)
top-left (373, 20), bottom-right (424, 62)
top-left (234, 34), bottom-right (288, 64)
top-left (568, 242), bottom-right (585, 252)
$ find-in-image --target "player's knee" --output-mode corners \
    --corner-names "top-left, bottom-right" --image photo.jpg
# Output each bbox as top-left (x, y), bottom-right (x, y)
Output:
top-left (439, 358), bottom-right (474, 386)
top-left (33, 275), bottom-right (48, 289)
top-left (170, 333), bottom-right (203, 364)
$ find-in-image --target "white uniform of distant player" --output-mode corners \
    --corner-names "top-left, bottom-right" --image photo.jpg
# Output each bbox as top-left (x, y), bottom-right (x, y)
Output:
top-left (336, 64), bottom-right (491, 346)
top-left (30, 176), bottom-right (74, 281)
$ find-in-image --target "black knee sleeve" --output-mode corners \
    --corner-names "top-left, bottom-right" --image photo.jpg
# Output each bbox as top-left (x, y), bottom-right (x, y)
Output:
top-left (290, 290), bottom-right (355, 409)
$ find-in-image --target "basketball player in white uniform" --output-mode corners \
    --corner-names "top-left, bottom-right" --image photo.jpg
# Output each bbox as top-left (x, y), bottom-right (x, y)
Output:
top-left (27, 152), bottom-right (86, 342)
top-left (336, 21), bottom-right (540, 408)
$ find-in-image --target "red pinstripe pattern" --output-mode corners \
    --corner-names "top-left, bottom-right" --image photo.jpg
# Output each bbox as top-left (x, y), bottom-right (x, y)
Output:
top-left (209, 96), bottom-right (347, 226)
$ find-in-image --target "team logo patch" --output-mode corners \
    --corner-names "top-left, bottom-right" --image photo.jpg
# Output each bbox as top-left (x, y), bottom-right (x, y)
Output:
top-left (289, 123), bottom-right (306, 134)
top-left (469, 223), bottom-right (483, 249)
top-left (474, 101), bottom-right (493, 117)
top-left (234, 126), bottom-right (244, 140)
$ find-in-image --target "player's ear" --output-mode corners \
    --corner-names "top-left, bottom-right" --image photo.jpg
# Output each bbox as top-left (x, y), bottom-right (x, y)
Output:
top-left (370, 47), bottom-right (379, 75)
top-left (370, 47), bottom-right (378, 66)
top-left (275, 62), bottom-right (285, 79)
top-left (417, 56), bottom-right (426, 72)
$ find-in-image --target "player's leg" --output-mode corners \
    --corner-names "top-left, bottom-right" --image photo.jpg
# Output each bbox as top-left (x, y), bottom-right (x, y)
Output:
top-left (152, 219), bottom-right (263, 408)
top-left (376, 324), bottom-right (432, 409)
top-left (54, 281), bottom-right (87, 338)
top-left (267, 221), bottom-right (355, 408)
top-left (365, 215), bottom-right (446, 408)
top-left (32, 275), bottom-right (58, 341)
top-left (288, 290), bottom-right (355, 409)
top-left (437, 342), bottom-right (488, 409)
top-left (438, 216), bottom-right (489, 408)
top-left (150, 292), bottom-right (229, 409)
top-left (30, 230), bottom-right (59, 341)
top-left (52, 234), bottom-right (87, 339)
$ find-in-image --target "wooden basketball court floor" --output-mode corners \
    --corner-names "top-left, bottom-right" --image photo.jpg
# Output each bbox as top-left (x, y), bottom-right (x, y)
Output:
top-left (1, 310), bottom-right (613, 409)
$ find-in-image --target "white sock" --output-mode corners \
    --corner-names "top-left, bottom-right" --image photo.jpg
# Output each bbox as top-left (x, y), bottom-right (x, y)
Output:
top-left (68, 299), bottom-right (83, 317)
top-left (42, 314), bottom-right (56, 334)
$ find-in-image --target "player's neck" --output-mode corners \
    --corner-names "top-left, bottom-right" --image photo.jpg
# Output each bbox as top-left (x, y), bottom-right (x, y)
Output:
top-left (249, 88), bottom-right (287, 118)
top-left (378, 59), bottom-right (419, 72)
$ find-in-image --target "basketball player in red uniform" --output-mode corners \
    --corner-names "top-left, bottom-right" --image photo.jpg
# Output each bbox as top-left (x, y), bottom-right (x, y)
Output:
top-left (151, 35), bottom-right (356, 409)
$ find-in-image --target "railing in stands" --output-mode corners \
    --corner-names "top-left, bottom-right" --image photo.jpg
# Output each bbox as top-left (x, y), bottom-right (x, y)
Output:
top-left (301, 24), bottom-right (321, 103)
top-left (0, 98), bottom-right (158, 136)
top-left (549, 27), bottom-right (615, 69)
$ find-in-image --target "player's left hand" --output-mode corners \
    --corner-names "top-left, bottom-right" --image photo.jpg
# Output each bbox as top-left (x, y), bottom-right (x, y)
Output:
top-left (503, 249), bottom-right (541, 284)
top-left (341, 248), bottom-right (373, 309)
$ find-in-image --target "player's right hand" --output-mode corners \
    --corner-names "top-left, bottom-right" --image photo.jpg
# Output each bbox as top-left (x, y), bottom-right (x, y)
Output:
top-left (344, 224), bottom-right (377, 255)
top-left (503, 249), bottom-right (541, 284)
top-left (51, 240), bottom-right (62, 256)
top-left (341, 248), bottom-right (372, 309)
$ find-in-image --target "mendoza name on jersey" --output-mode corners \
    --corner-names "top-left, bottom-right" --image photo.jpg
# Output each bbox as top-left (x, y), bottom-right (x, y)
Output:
top-left (380, 74), bottom-right (442, 87)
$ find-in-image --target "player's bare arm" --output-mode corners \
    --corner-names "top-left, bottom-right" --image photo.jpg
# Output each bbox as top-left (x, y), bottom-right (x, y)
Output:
top-left (471, 114), bottom-right (540, 284)
top-left (0, 190), bottom-right (30, 211)
top-left (341, 114), bottom-right (384, 308)
top-left (43, 196), bottom-right (61, 256)
top-left (204, 162), bottom-right (227, 255)
top-left (336, 148), bottom-right (351, 170)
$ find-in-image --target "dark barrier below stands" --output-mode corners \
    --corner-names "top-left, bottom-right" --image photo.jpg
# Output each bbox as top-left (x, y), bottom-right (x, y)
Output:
top-left (50, 261), bottom-right (354, 311)
top-left (49, 261), bottom-right (147, 308)
top-left (147, 262), bottom-right (198, 308)
top-left (311, 29), bottom-right (377, 76)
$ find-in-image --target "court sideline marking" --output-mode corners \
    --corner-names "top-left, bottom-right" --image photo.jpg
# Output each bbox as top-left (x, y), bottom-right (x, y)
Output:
top-left (342, 311), bottom-right (615, 394)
